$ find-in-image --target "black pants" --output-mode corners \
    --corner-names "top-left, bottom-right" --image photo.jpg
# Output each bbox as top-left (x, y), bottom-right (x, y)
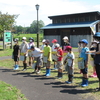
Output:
top-left (95, 64), bottom-right (100, 80)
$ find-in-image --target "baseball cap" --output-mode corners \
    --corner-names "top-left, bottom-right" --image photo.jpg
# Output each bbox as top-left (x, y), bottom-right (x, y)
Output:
top-left (42, 39), bottom-right (46, 42)
top-left (52, 39), bottom-right (58, 43)
top-left (22, 37), bottom-right (26, 40)
top-left (54, 43), bottom-right (60, 49)
top-left (63, 36), bottom-right (68, 40)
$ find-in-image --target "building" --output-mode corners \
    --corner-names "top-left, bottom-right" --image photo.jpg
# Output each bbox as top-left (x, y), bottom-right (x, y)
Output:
top-left (41, 11), bottom-right (100, 47)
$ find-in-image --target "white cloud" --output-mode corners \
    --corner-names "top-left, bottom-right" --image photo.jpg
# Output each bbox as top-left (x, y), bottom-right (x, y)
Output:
top-left (0, 0), bottom-right (100, 26)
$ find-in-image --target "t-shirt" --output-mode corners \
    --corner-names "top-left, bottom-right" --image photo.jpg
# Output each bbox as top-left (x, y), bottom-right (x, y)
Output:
top-left (31, 47), bottom-right (42, 57)
top-left (80, 47), bottom-right (89, 61)
top-left (43, 45), bottom-right (52, 61)
top-left (65, 52), bottom-right (75, 66)
top-left (28, 42), bottom-right (35, 49)
top-left (57, 48), bottom-right (63, 61)
top-left (20, 42), bottom-right (29, 56)
top-left (13, 45), bottom-right (20, 56)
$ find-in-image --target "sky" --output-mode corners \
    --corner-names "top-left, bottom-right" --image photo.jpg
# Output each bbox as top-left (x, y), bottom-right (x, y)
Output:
top-left (0, 0), bottom-right (100, 27)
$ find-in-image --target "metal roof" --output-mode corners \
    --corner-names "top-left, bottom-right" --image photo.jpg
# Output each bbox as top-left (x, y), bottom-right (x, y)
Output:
top-left (41, 20), bottom-right (100, 29)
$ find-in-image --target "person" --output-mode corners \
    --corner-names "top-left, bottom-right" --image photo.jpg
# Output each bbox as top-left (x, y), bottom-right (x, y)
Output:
top-left (62, 36), bottom-right (70, 71)
top-left (93, 32), bottom-right (100, 91)
top-left (43, 39), bottom-right (52, 76)
top-left (20, 37), bottom-right (29, 71)
top-left (40, 39), bottom-right (46, 50)
top-left (55, 43), bottom-right (63, 79)
top-left (89, 40), bottom-right (98, 78)
top-left (64, 46), bottom-right (75, 84)
top-left (79, 39), bottom-right (89, 87)
top-left (28, 37), bottom-right (35, 67)
top-left (51, 39), bottom-right (58, 70)
top-left (13, 38), bottom-right (20, 70)
top-left (30, 46), bottom-right (43, 74)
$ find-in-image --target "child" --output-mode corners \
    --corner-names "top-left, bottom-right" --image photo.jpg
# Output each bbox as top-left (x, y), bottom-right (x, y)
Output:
top-left (30, 46), bottom-right (43, 74)
top-left (13, 38), bottom-right (20, 70)
top-left (93, 32), bottom-right (100, 91)
top-left (43, 39), bottom-right (52, 76)
top-left (28, 37), bottom-right (35, 66)
top-left (51, 39), bottom-right (58, 70)
top-left (64, 46), bottom-right (75, 84)
top-left (79, 39), bottom-right (89, 87)
top-left (40, 39), bottom-right (46, 50)
top-left (20, 37), bottom-right (29, 71)
top-left (55, 43), bottom-right (63, 78)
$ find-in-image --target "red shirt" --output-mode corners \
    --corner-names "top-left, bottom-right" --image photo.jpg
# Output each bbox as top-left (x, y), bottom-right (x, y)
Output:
top-left (57, 48), bottom-right (63, 61)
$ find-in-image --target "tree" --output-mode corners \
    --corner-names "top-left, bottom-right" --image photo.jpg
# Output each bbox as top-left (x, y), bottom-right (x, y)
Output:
top-left (30, 20), bottom-right (45, 33)
top-left (0, 11), bottom-right (18, 35)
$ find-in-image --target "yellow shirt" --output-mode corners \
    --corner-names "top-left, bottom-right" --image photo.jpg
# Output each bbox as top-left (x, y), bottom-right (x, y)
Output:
top-left (43, 45), bottom-right (52, 61)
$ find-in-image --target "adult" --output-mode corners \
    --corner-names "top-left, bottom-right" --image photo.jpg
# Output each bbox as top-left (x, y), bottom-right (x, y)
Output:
top-left (20, 37), bottom-right (29, 71)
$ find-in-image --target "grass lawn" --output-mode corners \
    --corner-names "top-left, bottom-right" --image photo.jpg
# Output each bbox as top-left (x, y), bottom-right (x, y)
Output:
top-left (0, 47), bottom-right (100, 100)
top-left (0, 81), bottom-right (27, 100)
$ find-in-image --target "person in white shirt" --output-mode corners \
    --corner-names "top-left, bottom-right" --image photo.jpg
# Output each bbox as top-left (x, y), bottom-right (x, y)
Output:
top-left (40, 39), bottom-right (46, 50)
top-left (31, 46), bottom-right (43, 74)
top-left (64, 46), bottom-right (75, 84)
top-left (51, 39), bottom-right (58, 70)
top-left (20, 37), bottom-right (29, 71)
top-left (28, 37), bottom-right (35, 66)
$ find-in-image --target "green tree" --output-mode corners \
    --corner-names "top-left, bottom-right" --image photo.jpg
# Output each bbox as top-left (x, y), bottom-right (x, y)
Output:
top-left (0, 11), bottom-right (18, 37)
top-left (30, 20), bottom-right (45, 33)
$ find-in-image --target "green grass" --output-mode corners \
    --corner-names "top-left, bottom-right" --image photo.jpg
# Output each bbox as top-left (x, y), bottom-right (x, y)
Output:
top-left (0, 81), bottom-right (27, 100)
top-left (0, 48), bottom-right (100, 100)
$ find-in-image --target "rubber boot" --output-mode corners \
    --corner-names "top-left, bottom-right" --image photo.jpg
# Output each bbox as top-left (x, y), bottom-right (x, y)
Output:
top-left (13, 65), bottom-right (17, 70)
top-left (29, 62), bottom-right (31, 66)
top-left (66, 75), bottom-right (73, 84)
top-left (23, 63), bottom-right (27, 71)
top-left (58, 72), bottom-right (63, 79)
top-left (81, 78), bottom-right (88, 87)
top-left (16, 65), bottom-right (19, 70)
top-left (45, 69), bottom-right (50, 76)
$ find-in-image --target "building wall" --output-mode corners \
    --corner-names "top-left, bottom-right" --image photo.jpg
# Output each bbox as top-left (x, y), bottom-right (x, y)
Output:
top-left (44, 35), bottom-right (61, 46)
top-left (70, 35), bottom-right (93, 47)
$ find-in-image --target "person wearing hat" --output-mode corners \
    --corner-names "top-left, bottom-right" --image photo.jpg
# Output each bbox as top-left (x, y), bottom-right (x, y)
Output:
top-left (40, 39), bottom-right (46, 50)
top-left (79, 39), bottom-right (89, 87)
top-left (51, 39), bottom-right (58, 70)
top-left (30, 46), bottom-right (43, 74)
top-left (64, 46), bottom-right (75, 84)
top-left (28, 37), bottom-right (35, 67)
top-left (55, 43), bottom-right (63, 78)
top-left (20, 37), bottom-right (29, 71)
top-left (62, 36), bottom-right (71, 71)
top-left (89, 40), bottom-right (98, 78)
top-left (13, 38), bottom-right (20, 70)
top-left (93, 32), bottom-right (100, 91)
top-left (43, 39), bottom-right (52, 76)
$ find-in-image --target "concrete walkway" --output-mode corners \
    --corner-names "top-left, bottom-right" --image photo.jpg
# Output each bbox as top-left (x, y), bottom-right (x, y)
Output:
top-left (0, 56), bottom-right (95, 100)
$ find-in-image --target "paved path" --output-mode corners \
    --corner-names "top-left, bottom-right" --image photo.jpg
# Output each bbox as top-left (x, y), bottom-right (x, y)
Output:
top-left (0, 56), bottom-right (95, 100)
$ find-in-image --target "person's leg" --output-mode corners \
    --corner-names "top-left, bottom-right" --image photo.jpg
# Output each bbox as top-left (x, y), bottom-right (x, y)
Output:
top-left (45, 61), bottom-right (51, 76)
top-left (23, 56), bottom-right (27, 70)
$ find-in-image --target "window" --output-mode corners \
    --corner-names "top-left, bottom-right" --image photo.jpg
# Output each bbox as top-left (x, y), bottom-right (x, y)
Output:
top-left (66, 18), bottom-right (70, 23)
top-left (85, 16), bottom-right (90, 21)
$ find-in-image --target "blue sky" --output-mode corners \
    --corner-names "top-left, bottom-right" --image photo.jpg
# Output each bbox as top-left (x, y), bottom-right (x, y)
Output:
top-left (0, 0), bottom-right (100, 27)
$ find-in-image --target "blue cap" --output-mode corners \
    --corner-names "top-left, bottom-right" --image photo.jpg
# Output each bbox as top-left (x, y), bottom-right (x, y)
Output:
top-left (81, 39), bottom-right (88, 44)
top-left (94, 32), bottom-right (100, 37)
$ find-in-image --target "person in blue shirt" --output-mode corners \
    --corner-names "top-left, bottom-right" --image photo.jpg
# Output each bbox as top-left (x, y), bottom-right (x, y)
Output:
top-left (80, 39), bottom-right (89, 87)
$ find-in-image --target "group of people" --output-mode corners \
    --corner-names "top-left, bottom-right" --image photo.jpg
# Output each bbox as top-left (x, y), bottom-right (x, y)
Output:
top-left (12, 32), bottom-right (100, 91)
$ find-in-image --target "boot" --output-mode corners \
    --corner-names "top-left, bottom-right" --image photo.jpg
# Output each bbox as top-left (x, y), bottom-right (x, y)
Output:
top-left (45, 69), bottom-right (50, 76)
top-left (22, 63), bottom-right (27, 71)
top-left (16, 65), bottom-right (19, 70)
top-left (81, 78), bottom-right (88, 87)
top-left (58, 72), bottom-right (63, 79)
top-left (13, 65), bottom-right (17, 70)
top-left (66, 75), bottom-right (73, 84)
top-left (29, 62), bottom-right (31, 66)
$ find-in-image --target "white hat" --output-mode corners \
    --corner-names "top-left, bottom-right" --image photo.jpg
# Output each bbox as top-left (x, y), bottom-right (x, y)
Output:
top-left (22, 37), bottom-right (26, 40)
top-left (63, 36), bottom-right (68, 40)
top-left (55, 43), bottom-right (60, 48)
top-left (42, 39), bottom-right (46, 42)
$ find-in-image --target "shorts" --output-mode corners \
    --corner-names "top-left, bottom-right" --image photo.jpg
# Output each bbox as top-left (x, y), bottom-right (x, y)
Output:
top-left (14, 55), bottom-right (19, 62)
top-left (56, 61), bottom-right (63, 69)
top-left (66, 64), bottom-right (74, 75)
top-left (28, 51), bottom-right (33, 57)
top-left (81, 68), bottom-right (88, 74)
top-left (34, 57), bottom-right (43, 66)
top-left (44, 61), bottom-right (51, 67)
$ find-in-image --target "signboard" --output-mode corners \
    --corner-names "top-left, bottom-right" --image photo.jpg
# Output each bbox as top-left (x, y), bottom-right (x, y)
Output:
top-left (4, 31), bottom-right (11, 43)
